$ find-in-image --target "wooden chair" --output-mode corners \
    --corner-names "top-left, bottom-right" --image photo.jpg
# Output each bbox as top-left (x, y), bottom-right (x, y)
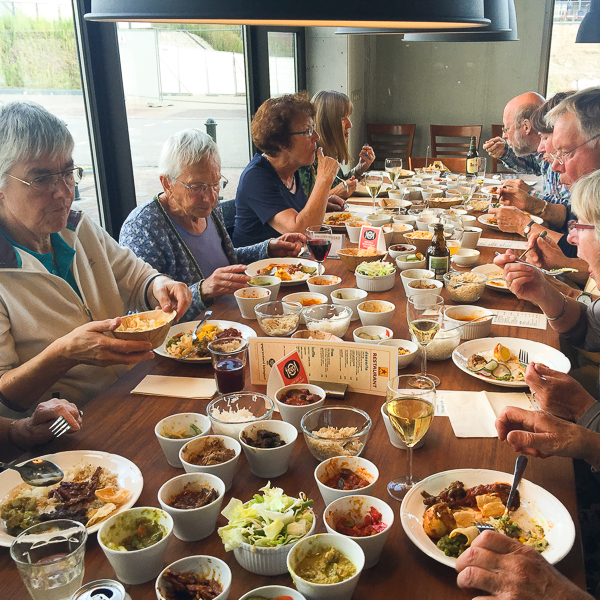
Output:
top-left (366, 124), bottom-right (415, 171)
top-left (430, 125), bottom-right (482, 158)
top-left (410, 157), bottom-right (467, 173)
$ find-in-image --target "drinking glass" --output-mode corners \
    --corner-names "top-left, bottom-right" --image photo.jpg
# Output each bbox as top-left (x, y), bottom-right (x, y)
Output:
top-left (457, 175), bottom-right (478, 206)
top-left (407, 293), bottom-right (444, 387)
top-left (207, 337), bottom-right (249, 394)
top-left (475, 157), bottom-right (487, 184)
top-left (305, 225), bottom-right (332, 267)
top-left (363, 171), bottom-right (384, 214)
top-left (385, 158), bottom-right (403, 189)
top-left (385, 374), bottom-right (436, 500)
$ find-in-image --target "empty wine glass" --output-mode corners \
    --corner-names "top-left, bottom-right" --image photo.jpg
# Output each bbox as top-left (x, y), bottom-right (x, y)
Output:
top-left (385, 158), bottom-right (403, 189)
top-left (385, 374), bottom-right (436, 500)
top-left (457, 175), bottom-right (478, 206)
top-left (363, 171), bottom-right (384, 214)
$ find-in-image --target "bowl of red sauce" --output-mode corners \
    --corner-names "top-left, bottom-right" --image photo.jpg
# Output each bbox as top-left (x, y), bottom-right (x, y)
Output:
top-left (273, 384), bottom-right (326, 432)
top-left (314, 456), bottom-right (379, 506)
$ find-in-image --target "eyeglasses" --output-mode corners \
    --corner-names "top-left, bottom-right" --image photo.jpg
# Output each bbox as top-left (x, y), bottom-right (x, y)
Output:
top-left (550, 133), bottom-right (600, 165)
top-left (567, 220), bottom-right (595, 233)
top-left (290, 124), bottom-right (317, 138)
top-left (174, 176), bottom-right (228, 195)
top-left (7, 166), bottom-right (83, 192)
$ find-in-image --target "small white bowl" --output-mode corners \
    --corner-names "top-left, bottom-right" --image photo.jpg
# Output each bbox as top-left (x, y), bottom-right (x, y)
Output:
top-left (234, 286), bottom-right (272, 320)
top-left (388, 243), bottom-right (417, 260)
top-left (395, 255), bottom-right (426, 271)
top-left (98, 507), bottom-right (173, 585)
top-left (387, 191), bottom-right (413, 204)
top-left (416, 217), bottom-right (439, 231)
top-left (324, 495), bottom-right (394, 569)
top-left (287, 533), bottom-right (365, 600)
top-left (345, 223), bottom-right (363, 243)
top-left (353, 326), bottom-right (394, 344)
top-left (331, 288), bottom-right (368, 322)
top-left (452, 248), bottom-right (481, 267)
top-left (444, 305), bottom-right (494, 340)
top-left (400, 269), bottom-right (435, 295)
top-left (248, 275), bottom-right (282, 300)
top-left (406, 278), bottom-right (444, 299)
top-left (274, 384), bottom-right (327, 431)
top-left (462, 214), bottom-right (477, 227)
top-left (282, 291), bottom-right (329, 324)
top-left (155, 413), bottom-right (211, 468)
top-left (428, 222), bottom-right (454, 236)
top-left (356, 300), bottom-right (395, 327)
top-left (156, 555), bottom-right (231, 600)
top-left (179, 435), bottom-right (241, 492)
top-left (393, 214), bottom-right (416, 227)
top-left (380, 400), bottom-right (425, 449)
top-left (355, 270), bottom-right (396, 293)
top-left (377, 338), bottom-right (419, 369)
top-left (366, 214), bottom-right (392, 227)
top-left (404, 186), bottom-right (424, 201)
top-left (421, 189), bottom-right (443, 202)
top-left (307, 275), bottom-right (342, 300)
top-left (239, 419), bottom-right (298, 478)
top-left (157, 473), bottom-right (225, 542)
top-left (239, 586), bottom-right (305, 600)
top-left (315, 456), bottom-right (379, 507)
top-left (388, 223), bottom-right (414, 245)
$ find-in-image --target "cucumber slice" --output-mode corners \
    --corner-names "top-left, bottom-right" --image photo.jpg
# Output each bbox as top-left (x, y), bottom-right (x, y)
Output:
top-left (492, 364), bottom-right (512, 380)
top-left (483, 359), bottom-right (499, 373)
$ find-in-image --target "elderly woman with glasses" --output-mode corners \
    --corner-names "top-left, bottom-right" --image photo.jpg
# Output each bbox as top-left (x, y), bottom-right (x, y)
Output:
top-left (494, 169), bottom-right (600, 431)
top-left (119, 129), bottom-right (305, 321)
top-left (232, 92), bottom-right (341, 247)
top-left (0, 101), bottom-right (192, 417)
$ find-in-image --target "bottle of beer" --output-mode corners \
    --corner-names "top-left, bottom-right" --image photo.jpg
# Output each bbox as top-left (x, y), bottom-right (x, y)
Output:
top-left (427, 223), bottom-right (450, 280)
top-left (466, 136), bottom-right (478, 174)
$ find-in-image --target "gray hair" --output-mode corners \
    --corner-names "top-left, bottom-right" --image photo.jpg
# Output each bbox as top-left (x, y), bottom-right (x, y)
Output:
top-left (158, 129), bottom-right (220, 179)
top-left (514, 102), bottom-right (542, 128)
top-left (570, 169), bottom-right (600, 247)
top-left (0, 101), bottom-right (74, 188)
top-left (546, 87), bottom-right (600, 140)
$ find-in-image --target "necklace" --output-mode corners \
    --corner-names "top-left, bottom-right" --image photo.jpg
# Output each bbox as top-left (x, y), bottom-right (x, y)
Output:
top-left (262, 153), bottom-right (295, 191)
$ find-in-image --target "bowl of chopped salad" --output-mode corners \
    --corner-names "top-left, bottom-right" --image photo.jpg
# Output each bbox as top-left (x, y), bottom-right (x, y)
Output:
top-left (218, 483), bottom-right (316, 576)
top-left (354, 260), bottom-right (397, 292)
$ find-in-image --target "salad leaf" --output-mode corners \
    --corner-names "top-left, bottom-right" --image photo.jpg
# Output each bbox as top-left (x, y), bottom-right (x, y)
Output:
top-left (355, 260), bottom-right (396, 277)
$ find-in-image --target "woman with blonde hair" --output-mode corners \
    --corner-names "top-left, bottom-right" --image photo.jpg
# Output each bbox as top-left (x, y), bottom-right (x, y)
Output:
top-left (298, 90), bottom-right (375, 201)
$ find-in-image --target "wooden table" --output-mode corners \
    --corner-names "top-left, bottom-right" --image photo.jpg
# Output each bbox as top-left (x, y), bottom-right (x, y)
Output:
top-left (0, 222), bottom-right (585, 599)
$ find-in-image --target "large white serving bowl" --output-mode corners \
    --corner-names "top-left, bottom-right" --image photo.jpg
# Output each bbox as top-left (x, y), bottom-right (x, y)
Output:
top-left (154, 413), bottom-right (211, 468)
top-left (157, 473), bottom-right (225, 542)
top-left (273, 384), bottom-right (327, 431)
top-left (324, 495), bottom-right (394, 568)
top-left (287, 533), bottom-right (365, 600)
top-left (331, 288), bottom-right (368, 322)
top-left (314, 456), bottom-right (379, 506)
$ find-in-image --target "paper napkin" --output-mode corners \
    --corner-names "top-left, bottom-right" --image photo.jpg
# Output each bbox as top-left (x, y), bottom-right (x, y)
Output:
top-left (131, 375), bottom-right (216, 399)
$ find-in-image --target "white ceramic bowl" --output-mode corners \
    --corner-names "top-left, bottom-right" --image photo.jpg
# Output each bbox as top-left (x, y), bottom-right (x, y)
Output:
top-left (274, 384), bottom-right (327, 431)
top-left (239, 586), bottom-right (306, 600)
top-left (155, 413), bottom-right (211, 468)
top-left (307, 275), bottom-right (342, 300)
top-left (444, 305), bottom-right (494, 340)
top-left (400, 268), bottom-right (435, 295)
top-left (282, 291), bottom-right (329, 324)
top-left (98, 507), bottom-right (173, 585)
top-left (452, 248), bottom-right (481, 267)
top-left (421, 188), bottom-right (444, 201)
top-left (303, 304), bottom-right (352, 338)
top-left (234, 286), bottom-right (272, 320)
top-left (416, 217), bottom-right (439, 231)
top-left (239, 419), bottom-right (298, 478)
top-left (393, 214), bottom-right (416, 227)
top-left (287, 533), bottom-right (365, 600)
top-left (377, 338), bottom-right (419, 369)
top-left (404, 186), bottom-right (424, 201)
top-left (345, 223), bottom-right (363, 244)
top-left (380, 400), bottom-right (425, 449)
top-left (315, 456), bottom-right (379, 506)
top-left (395, 255), bottom-right (426, 271)
top-left (353, 325), bottom-right (393, 344)
top-left (387, 243), bottom-right (416, 260)
top-left (356, 300), bottom-right (395, 327)
top-left (156, 555), bottom-right (231, 600)
top-left (157, 473), bottom-right (225, 541)
top-left (406, 278), bottom-right (444, 299)
top-left (366, 214), bottom-right (392, 227)
top-left (179, 435), bottom-right (242, 492)
top-left (324, 495), bottom-right (394, 569)
top-left (248, 275), bottom-right (282, 300)
top-left (428, 222), bottom-right (454, 236)
top-left (462, 214), bottom-right (477, 227)
top-left (355, 270), bottom-right (396, 293)
top-left (387, 224), bottom-right (414, 245)
top-left (331, 288), bottom-right (368, 322)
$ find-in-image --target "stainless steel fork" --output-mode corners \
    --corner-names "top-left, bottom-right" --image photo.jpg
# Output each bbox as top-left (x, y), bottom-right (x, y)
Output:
top-left (49, 409), bottom-right (83, 439)
top-left (518, 349), bottom-right (529, 367)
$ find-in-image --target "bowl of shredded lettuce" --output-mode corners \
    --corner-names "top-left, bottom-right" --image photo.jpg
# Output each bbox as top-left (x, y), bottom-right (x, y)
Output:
top-left (218, 483), bottom-right (315, 575)
top-left (355, 260), bottom-right (397, 292)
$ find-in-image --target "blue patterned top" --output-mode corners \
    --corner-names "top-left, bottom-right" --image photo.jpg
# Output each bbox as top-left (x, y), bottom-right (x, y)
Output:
top-left (119, 195), bottom-right (269, 322)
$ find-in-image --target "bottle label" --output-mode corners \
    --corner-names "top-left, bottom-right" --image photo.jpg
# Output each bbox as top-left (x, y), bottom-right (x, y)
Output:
top-left (467, 158), bottom-right (477, 173)
top-left (428, 256), bottom-right (449, 280)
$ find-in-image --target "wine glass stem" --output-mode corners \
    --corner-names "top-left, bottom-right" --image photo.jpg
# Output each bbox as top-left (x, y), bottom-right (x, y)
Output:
top-left (421, 343), bottom-right (428, 376)
top-left (407, 445), bottom-right (414, 486)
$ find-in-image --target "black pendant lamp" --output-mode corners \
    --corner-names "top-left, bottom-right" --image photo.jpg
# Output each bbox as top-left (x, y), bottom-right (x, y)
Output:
top-left (85, 0), bottom-right (490, 30)
top-left (576, 0), bottom-right (600, 43)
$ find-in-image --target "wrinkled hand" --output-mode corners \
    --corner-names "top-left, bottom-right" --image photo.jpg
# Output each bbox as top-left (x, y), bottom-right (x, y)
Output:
top-left (200, 264), bottom-right (250, 301)
top-left (456, 530), bottom-right (591, 600)
top-left (499, 179), bottom-right (531, 211)
top-left (488, 206), bottom-right (529, 234)
top-left (331, 177), bottom-right (357, 199)
top-left (12, 399), bottom-right (82, 448)
top-left (357, 145), bottom-right (376, 173)
top-left (525, 363), bottom-right (596, 422)
top-left (149, 276), bottom-right (192, 322)
top-left (268, 233), bottom-right (305, 258)
top-left (493, 250), bottom-right (550, 303)
top-left (316, 148), bottom-right (340, 185)
top-left (326, 195), bottom-right (346, 211)
top-left (524, 231), bottom-right (566, 269)
top-left (482, 136), bottom-right (508, 159)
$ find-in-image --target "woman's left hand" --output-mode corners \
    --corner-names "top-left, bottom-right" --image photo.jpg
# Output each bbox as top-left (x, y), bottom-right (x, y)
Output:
top-left (326, 195), bottom-right (346, 211)
top-left (268, 233), bottom-right (306, 257)
top-left (149, 276), bottom-right (192, 322)
top-left (357, 145), bottom-right (375, 174)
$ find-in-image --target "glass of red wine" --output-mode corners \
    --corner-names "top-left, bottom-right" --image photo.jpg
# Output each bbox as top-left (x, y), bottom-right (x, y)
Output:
top-left (306, 225), bottom-right (332, 270)
top-left (207, 337), bottom-right (249, 394)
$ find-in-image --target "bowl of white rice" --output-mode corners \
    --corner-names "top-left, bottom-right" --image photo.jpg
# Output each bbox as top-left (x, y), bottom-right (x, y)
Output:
top-left (302, 304), bottom-right (352, 338)
top-left (207, 393), bottom-right (274, 440)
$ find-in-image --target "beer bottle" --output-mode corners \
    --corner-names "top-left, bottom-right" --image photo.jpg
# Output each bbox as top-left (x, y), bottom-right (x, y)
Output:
top-left (466, 136), bottom-right (478, 174)
top-left (427, 223), bottom-right (450, 280)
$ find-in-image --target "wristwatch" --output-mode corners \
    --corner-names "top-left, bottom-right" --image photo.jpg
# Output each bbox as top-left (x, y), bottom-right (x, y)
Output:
top-left (577, 292), bottom-right (593, 306)
top-left (523, 220), bottom-right (535, 236)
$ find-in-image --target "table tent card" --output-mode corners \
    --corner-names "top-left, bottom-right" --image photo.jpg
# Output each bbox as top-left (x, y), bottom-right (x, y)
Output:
top-left (266, 349), bottom-right (310, 401)
top-left (359, 225), bottom-right (387, 253)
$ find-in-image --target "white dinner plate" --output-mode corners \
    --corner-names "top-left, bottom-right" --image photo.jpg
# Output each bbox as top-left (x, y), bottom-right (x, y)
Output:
top-left (323, 211), bottom-right (361, 231)
top-left (478, 214), bottom-right (543, 229)
top-left (155, 319), bottom-right (257, 363)
top-left (472, 263), bottom-right (511, 293)
top-left (0, 450), bottom-right (143, 547)
top-left (245, 258), bottom-right (323, 287)
top-left (452, 336), bottom-right (571, 388)
top-left (400, 468), bottom-right (576, 568)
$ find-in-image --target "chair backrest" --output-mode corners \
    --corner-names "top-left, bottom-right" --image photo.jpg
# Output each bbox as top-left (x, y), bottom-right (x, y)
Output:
top-left (366, 123), bottom-right (415, 170)
top-left (410, 156), bottom-right (467, 173)
top-left (430, 125), bottom-right (482, 158)
top-left (490, 124), bottom-right (506, 173)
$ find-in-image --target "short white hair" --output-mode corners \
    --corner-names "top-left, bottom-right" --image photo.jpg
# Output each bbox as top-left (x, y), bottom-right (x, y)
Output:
top-left (0, 101), bottom-right (74, 188)
top-left (546, 86), bottom-right (600, 140)
top-left (158, 129), bottom-right (220, 179)
top-left (570, 168), bottom-right (600, 248)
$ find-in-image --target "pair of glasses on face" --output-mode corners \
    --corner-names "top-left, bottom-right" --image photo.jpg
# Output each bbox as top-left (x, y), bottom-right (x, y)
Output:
top-left (567, 220), bottom-right (595, 233)
top-left (7, 166), bottom-right (83, 192)
top-left (174, 176), bottom-right (228, 195)
top-left (290, 123), bottom-right (317, 138)
top-left (550, 133), bottom-right (600, 165)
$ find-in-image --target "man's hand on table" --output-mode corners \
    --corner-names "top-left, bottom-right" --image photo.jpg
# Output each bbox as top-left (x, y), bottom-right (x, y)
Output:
top-left (200, 264), bottom-right (250, 301)
top-left (268, 233), bottom-right (306, 257)
top-left (456, 530), bottom-right (592, 600)
top-left (488, 205), bottom-right (530, 235)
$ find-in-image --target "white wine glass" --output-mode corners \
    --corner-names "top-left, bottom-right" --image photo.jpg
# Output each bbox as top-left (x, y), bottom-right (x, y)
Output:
top-left (363, 171), bottom-right (384, 214)
top-left (457, 175), bottom-right (478, 206)
top-left (385, 374), bottom-right (436, 501)
top-left (407, 293), bottom-right (444, 387)
top-left (385, 158), bottom-right (403, 189)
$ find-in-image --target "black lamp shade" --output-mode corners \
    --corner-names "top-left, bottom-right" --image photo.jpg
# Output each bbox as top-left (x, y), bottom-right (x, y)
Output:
top-left (576, 0), bottom-right (600, 43)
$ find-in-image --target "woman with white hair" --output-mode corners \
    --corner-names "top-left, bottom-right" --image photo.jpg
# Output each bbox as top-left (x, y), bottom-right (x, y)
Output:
top-left (119, 129), bottom-right (304, 322)
top-left (0, 101), bottom-right (191, 416)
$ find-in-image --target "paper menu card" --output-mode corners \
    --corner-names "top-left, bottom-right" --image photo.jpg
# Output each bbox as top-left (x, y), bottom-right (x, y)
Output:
top-left (492, 310), bottom-right (547, 330)
top-left (131, 375), bottom-right (216, 399)
top-left (477, 238), bottom-right (528, 250)
top-left (249, 337), bottom-right (398, 396)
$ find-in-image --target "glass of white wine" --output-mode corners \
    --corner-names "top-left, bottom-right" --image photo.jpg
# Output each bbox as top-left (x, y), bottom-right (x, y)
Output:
top-left (363, 171), bottom-right (384, 214)
top-left (385, 158), bottom-right (403, 189)
top-left (407, 293), bottom-right (444, 387)
top-left (385, 374), bottom-right (436, 501)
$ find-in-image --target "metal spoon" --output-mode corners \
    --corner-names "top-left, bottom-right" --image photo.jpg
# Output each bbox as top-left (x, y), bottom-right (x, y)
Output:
top-left (0, 458), bottom-right (64, 487)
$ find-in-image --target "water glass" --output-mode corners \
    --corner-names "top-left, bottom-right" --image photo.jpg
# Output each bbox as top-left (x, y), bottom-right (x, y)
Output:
top-left (475, 157), bottom-right (487, 183)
